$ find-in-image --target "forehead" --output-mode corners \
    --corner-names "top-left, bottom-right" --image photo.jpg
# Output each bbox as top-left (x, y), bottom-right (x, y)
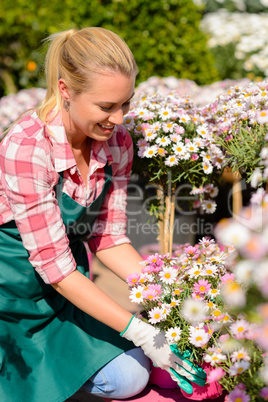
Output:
top-left (84, 72), bottom-right (135, 101)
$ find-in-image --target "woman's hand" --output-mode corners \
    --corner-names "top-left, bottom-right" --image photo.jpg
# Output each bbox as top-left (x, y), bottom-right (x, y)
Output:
top-left (121, 316), bottom-right (207, 394)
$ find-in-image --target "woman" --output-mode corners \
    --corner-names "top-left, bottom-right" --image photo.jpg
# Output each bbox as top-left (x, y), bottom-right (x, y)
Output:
top-left (0, 27), bottom-right (206, 401)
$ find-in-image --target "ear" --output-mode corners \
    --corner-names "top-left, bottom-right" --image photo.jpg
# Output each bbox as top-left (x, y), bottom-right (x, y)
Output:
top-left (58, 78), bottom-right (70, 100)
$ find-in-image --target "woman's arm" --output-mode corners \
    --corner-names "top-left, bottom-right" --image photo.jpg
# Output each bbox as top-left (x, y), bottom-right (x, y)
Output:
top-left (95, 243), bottom-right (144, 280)
top-left (51, 269), bottom-right (133, 332)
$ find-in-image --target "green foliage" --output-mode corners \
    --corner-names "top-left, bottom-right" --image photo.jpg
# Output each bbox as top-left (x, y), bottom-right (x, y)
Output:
top-left (0, 0), bottom-right (219, 97)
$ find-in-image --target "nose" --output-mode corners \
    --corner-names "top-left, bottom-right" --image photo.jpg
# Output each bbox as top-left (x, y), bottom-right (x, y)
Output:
top-left (108, 108), bottom-right (124, 125)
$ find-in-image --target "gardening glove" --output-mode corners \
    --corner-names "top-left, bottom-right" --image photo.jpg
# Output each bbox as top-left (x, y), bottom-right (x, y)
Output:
top-left (120, 316), bottom-right (207, 394)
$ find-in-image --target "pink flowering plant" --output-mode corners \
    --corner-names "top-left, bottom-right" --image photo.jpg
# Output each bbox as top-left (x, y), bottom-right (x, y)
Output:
top-left (126, 237), bottom-right (265, 400)
top-left (124, 92), bottom-right (225, 215)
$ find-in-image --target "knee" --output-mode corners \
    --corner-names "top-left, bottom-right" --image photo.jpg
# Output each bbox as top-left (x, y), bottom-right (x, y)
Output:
top-left (114, 348), bottom-right (150, 398)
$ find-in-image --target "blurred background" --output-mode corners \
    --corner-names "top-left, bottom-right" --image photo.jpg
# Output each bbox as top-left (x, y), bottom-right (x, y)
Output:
top-left (1, 0), bottom-right (268, 98)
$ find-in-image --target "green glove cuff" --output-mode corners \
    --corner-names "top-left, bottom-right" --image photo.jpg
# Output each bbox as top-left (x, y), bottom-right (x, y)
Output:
top-left (120, 315), bottom-right (135, 336)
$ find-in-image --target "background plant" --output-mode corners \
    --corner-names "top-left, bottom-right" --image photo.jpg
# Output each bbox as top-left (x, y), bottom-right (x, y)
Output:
top-left (0, 0), bottom-right (219, 97)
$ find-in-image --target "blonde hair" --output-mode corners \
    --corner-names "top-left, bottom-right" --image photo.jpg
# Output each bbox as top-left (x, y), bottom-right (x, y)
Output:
top-left (37, 27), bottom-right (138, 123)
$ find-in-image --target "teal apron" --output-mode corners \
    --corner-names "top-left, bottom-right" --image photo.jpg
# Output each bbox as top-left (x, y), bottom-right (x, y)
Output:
top-left (0, 164), bottom-right (134, 402)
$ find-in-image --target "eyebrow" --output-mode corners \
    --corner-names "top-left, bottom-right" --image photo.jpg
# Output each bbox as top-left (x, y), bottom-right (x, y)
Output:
top-left (99, 92), bottom-right (135, 106)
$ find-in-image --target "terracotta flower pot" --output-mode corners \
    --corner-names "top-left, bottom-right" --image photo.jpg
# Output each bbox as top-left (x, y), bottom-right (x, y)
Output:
top-left (180, 363), bottom-right (223, 400)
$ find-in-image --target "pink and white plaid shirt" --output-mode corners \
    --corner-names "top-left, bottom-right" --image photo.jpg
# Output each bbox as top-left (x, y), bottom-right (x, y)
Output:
top-left (0, 111), bottom-right (133, 284)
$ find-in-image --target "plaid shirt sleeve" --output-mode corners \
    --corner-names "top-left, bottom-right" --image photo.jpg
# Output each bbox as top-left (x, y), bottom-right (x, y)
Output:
top-left (87, 126), bottom-right (133, 252)
top-left (0, 117), bottom-right (76, 284)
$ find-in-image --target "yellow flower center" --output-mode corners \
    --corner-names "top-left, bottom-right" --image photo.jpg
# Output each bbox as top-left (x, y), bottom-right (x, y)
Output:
top-left (199, 286), bottom-right (206, 291)
top-left (136, 292), bottom-right (142, 298)
top-left (165, 273), bottom-right (171, 278)
top-left (237, 327), bottom-right (244, 332)
top-left (154, 313), bottom-right (160, 319)
top-left (171, 332), bottom-right (177, 338)
top-left (207, 270), bottom-right (213, 275)
top-left (196, 336), bottom-right (203, 341)
top-left (170, 157), bottom-right (175, 162)
top-left (237, 353), bottom-right (244, 359)
top-left (235, 398), bottom-right (242, 402)
top-left (163, 111), bottom-right (169, 116)
top-left (214, 310), bottom-right (221, 317)
top-left (194, 271), bottom-right (200, 275)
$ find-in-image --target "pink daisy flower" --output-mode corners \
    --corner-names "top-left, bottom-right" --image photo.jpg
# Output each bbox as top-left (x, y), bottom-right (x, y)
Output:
top-left (206, 367), bottom-right (226, 383)
top-left (221, 273), bottom-right (235, 283)
top-left (260, 387), bottom-right (268, 400)
top-left (228, 387), bottom-right (250, 402)
top-left (143, 284), bottom-right (162, 301)
top-left (184, 245), bottom-right (199, 255)
top-left (194, 279), bottom-right (211, 294)
top-left (230, 319), bottom-right (250, 339)
top-left (126, 273), bottom-right (141, 286)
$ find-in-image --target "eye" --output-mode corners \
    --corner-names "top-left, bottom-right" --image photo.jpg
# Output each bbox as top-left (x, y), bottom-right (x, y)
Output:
top-left (100, 106), bottom-right (112, 112)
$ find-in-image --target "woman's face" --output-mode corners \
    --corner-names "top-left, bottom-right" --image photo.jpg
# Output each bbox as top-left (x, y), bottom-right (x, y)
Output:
top-left (61, 72), bottom-right (135, 145)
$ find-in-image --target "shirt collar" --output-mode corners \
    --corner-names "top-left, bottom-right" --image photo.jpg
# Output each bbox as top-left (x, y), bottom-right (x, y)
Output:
top-left (45, 111), bottom-right (114, 173)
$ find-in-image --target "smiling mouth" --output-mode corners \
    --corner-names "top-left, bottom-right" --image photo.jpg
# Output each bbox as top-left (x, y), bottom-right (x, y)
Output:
top-left (98, 124), bottom-right (115, 130)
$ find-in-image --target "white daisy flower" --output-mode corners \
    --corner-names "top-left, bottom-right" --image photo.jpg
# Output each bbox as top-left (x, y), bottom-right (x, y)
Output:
top-left (159, 107), bottom-right (173, 120)
top-left (165, 327), bottom-right (182, 344)
top-left (197, 125), bottom-right (210, 137)
top-left (202, 199), bottom-right (217, 213)
top-left (203, 264), bottom-right (218, 276)
top-left (208, 288), bottom-right (221, 297)
top-left (193, 137), bottom-right (205, 148)
top-left (170, 133), bottom-right (182, 143)
top-left (148, 307), bottom-right (165, 324)
top-left (189, 328), bottom-right (210, 347)
top-left (204, 352), bottom-right (227, 366)
top-left (129, 286), bottom-right (144, 303)
top-left (135, 107), bottom-right (149, 118)
top-left (231, 348), bottom-right (251, 363)
top-left (229, 361), bottom-right (250, 376)
top-left (179, 114), bottom-right (191, 123)
top-left (172, 142), bottom-right (186, 156)
top-left (202, 161), bottom-right (213, 174)
top-left (187, 264), bottom-right (203, 278)
top-left (150, 121), bottom-right (162, 131)
top-left (165, 155), bottom-right (179, 167)
top-left (144, 129), bottom-right (158, 142)
top-left (159, 267), bottom-right (178, 285)
top-left (162, 121), bottom-right (175, 133)
top-left (220, 313), bottom-right (233, 324)
top-left (201, 151), bottom-right (213, 162)
top-left (186, 142), bottom-right (198, 153)
top-left (156, 136), bottom-right (171, 147)
top-left (143, 145), bottom-right (158, 158)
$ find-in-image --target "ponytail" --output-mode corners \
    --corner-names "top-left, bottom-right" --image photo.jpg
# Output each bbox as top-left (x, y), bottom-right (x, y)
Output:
top-left (37, 29), bottom-right (77, 122)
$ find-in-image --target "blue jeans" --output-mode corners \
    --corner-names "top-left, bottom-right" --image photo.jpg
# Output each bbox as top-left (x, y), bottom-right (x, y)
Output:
top-left (81, 348), bottom-right (151, 399)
